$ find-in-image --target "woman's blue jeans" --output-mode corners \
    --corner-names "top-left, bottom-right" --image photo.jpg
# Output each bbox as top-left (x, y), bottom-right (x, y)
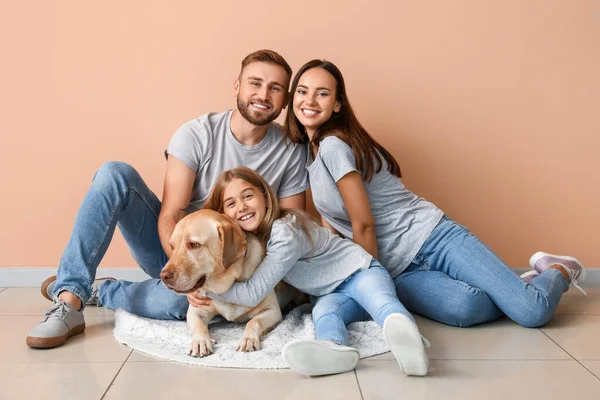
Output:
top-left (393, 216), bottom-right (568, 328)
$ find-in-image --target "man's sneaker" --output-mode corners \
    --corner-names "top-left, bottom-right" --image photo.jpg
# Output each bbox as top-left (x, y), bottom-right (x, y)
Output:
top-left (520, 270), bottom-right (540, 283)
top-left (41, 275), bottom-right (116, 306)
top-left (26, 302), bottom-right (85, 349)
top-left (282, 340), bottom-right (360, 376)
top-left (529, 252), bottom-right (587, 295)
top-left (383, 313), bottom-right (429, 376)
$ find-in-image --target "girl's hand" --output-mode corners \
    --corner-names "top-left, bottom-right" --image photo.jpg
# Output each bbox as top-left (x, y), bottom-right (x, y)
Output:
top-left (187, 291), bottom-right (212, 308)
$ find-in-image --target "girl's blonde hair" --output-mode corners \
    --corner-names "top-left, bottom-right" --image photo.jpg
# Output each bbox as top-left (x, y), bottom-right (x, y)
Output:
top-left (203, 167), bottom-right (319, 248)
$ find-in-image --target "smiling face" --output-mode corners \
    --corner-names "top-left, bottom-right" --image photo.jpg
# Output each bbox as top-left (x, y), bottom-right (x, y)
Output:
top-left (222, 178), bottom-right (267, 233)
top-left (292, 67), bottom-right (341, 137)
top-left (234, 61), bottom-right (290, 126)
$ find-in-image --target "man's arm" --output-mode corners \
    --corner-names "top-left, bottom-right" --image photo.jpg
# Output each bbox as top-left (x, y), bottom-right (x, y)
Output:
top-left (158, 156), bottom-right (195, 258)
top-left (279, 192), bottom-right (306, 210)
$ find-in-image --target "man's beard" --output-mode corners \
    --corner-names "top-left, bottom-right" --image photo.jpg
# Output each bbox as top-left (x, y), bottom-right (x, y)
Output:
top-left (237, 97), bottom-right (280, 126)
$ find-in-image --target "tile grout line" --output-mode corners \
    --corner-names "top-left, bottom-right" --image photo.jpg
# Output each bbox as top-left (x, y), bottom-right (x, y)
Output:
top-left (539, 328), bottom-right (600, 381)
top-left (0, 314), bottom-right (116, 316)
top-left (100, 349), bottom-right (134, 399)
top-left (354, 369), bottom-right (365, 400)
top-left (362, 358), bottom-right (587, 362)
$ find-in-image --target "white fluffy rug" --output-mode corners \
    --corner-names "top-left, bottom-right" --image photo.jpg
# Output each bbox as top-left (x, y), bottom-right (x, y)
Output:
top-left (113, 304), bottom-right (390, 369)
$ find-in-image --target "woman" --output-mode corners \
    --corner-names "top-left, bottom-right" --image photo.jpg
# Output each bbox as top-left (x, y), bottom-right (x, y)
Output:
top-left (283, 59), bottom-right (586, 329)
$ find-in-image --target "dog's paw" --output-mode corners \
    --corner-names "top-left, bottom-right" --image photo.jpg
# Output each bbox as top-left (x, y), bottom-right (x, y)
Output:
top-left (236, 336), bottom-right (260, 352)
top-left (188, 337), bottom-right (214, 357)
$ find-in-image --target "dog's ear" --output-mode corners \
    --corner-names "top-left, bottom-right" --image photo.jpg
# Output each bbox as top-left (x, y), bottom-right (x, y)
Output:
top-left (217, 220), bottom-right (247, 269)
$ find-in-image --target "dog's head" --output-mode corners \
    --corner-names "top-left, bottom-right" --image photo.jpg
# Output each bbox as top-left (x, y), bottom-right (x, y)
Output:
top-left (160, 209), bottom-right (247, 294)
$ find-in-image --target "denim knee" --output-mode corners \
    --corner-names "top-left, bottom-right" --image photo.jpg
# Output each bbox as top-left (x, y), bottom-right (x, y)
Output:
top-left (92, 161), bottom-right (140, 194)
top-left (311, 296), bottom-right (346, 323)
top-left (509, 302), bottom-right (554, 328)
top-left (311, 300), bottom-right (333, 323)
top-left (445, 289), bottom-right (503, 327)
top-left (167, 295), bottom-right (191, 320)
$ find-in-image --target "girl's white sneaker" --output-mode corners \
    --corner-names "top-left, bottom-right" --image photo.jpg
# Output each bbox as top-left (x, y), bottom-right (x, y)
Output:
top-left (282, 339), bottom-right (360, 376)
top-left (383, 313), bottom-right (429, 376)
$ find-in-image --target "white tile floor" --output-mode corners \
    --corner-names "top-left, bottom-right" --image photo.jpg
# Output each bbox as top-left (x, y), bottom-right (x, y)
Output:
top-left (1, 287), bottom-right (599, 400)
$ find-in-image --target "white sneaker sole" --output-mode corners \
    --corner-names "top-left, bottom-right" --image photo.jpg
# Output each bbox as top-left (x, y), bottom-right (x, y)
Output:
top-left (383, 314), bottom-right (428, 376)
top-left (529, 252), bottom-right (586, 284)
top-left (282, 340), bottom-right (360, 376)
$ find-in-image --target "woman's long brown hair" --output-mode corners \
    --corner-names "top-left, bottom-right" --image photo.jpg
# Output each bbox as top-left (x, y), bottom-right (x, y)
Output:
top-left (203, 167), bottom-right (318, 248)
top-left (284, 59), bottom-right (401, 182)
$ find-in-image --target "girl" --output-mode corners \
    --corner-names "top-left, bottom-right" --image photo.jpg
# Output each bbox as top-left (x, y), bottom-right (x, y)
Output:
top-left (283, 59), bottom-right (587, 330)
top-left (202, 167), bottom-right (430, 377)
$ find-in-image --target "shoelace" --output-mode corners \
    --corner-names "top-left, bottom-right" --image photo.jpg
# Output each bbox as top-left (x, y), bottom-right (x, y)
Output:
top-left (571, 277), bottom-right (588, 296)
top-left (422, 336), bottom-right (431, 348)
top-left (564, 265), bottom-right (588, 296)
top-left (43, 302), bottom-right (69, 321)
top-left (89, 285), bottom-right (100, 304)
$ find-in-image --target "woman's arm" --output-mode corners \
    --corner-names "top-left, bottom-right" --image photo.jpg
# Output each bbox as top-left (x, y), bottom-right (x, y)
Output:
top-left (336, 171), bottom-right (378, 259)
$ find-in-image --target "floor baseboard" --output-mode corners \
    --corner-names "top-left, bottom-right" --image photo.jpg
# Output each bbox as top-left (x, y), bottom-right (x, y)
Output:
top-left (0, 267), bottom-right (598, 288)
top-left (0, 268), bottom-right (150, 287)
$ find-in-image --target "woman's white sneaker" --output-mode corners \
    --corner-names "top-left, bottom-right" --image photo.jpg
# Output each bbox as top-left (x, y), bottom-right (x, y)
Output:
top-left (383, 313), bottom-right (429, 376)
top-left (282, 339), bottom-right (360, 376)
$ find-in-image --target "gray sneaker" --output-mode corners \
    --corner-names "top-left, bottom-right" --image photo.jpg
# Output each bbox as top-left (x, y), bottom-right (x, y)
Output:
top-left (26, 302), bottom-right (85, 349)
top-left (41, 275), bottom-right (116, 306)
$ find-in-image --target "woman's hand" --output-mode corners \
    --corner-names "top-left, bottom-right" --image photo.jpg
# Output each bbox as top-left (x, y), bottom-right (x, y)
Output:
top-left (187, 291), bottom-right (212, 308)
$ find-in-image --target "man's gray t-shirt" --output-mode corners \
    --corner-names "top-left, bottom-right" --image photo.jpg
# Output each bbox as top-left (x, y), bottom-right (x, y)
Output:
top-left (307, 136), bottom-right (444, 279)
top-left (209, 214), bottom-right (373, 307)
top-left (166, 110), bottom-right (309, 212)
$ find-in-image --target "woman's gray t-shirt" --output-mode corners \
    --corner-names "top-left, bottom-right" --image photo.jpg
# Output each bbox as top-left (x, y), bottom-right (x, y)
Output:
top-left (307, 136), bottom-right (444, 278)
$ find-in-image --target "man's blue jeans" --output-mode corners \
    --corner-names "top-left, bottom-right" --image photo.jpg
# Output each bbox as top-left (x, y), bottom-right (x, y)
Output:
top-left (393, 216), bottom-right (569, 328)
top-left (312, 260), bottom-right (414, 346)
top-left (53, 162), bottom-right (189, 319)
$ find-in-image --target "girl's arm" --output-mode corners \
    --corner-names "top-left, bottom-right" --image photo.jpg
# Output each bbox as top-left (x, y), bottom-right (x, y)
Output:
top-left (336, 172), bottom-right (378, 259)
top-left (208, 221), bottom-right (305, 307)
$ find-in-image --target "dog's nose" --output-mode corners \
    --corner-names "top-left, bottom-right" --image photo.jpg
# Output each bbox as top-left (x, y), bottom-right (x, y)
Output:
top-left (160, 269), bottom-right (174, 283)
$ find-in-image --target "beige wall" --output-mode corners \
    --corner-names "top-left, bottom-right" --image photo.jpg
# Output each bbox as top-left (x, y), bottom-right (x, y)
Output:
top-left (1, 1), bottom-right (598, 269)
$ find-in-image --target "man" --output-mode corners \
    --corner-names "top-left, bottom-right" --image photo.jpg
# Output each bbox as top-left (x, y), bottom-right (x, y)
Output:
top-left (26, 49), bottom-right (308, 349)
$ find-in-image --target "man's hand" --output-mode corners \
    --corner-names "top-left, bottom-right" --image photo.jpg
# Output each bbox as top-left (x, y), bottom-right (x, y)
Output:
top-left (187, 291), bottom-right (212, 308)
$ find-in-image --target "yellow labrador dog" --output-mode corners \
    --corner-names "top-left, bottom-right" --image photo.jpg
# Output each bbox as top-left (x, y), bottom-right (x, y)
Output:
top-left (160, 209), bottom-right (286, 357)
